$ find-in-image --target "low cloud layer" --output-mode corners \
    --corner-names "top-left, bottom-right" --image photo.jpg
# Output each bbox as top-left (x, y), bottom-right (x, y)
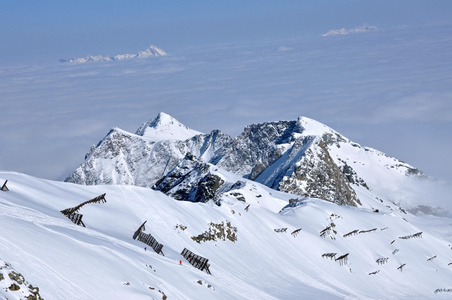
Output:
top-left (1, 23), bottom-right (451, 185)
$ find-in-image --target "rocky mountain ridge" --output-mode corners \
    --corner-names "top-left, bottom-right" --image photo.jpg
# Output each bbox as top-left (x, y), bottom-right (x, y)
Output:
top-left (66, 113), bottom-right (425, 209)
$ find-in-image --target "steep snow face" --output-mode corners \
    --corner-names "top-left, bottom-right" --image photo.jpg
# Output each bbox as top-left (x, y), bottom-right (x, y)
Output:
top-left (135, 112), bottom-right (203, 142)
top-left (317, 124), bottom-right (429, 211)
top-left (2, 171), bottom-right (452, 299)
top-left (186, 129), bottom-right (233, 162)
top-left (66, 127), bottom-right (187, 187)
top-left (296, 116), bottom-right (341, 138)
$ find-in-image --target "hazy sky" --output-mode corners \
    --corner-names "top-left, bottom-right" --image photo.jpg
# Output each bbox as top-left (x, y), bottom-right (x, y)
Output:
top-left (1, 1), bottom-right (451, 183)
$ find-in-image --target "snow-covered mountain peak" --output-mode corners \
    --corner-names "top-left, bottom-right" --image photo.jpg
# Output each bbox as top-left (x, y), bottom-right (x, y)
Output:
top-left (60, 45), bottom-right (167, 63)
top-left (135, 112), bottom-right (203, 141)
top-left (137, 45), bottom-right (167, 58)
top-left (295, 116), bottom-right (351, 145)
top-left (298, 116), bottom-right (335, 136)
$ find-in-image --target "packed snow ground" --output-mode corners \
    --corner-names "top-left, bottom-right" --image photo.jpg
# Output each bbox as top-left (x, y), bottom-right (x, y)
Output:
top-left (1, 171), bottom-right (452, 299)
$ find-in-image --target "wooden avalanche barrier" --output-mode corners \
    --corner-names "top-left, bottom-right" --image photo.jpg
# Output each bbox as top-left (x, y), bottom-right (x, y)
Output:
top-left (60, 193), bottom-right (107, 216)
top-left (376, 257), bottom-right (389, 265)
top-left (133, 221), bottom-right (164, 255)
top-left (291, 228), bottom-right (302, 237)
top-left (335, 253), bottom-right (349, 266)
top-left (67, 212), bottom-right (85, 227)
top-left (399, 232), bottom-right (423, 239)
top-left (1, 180), bottom-right (9, 191)
top-left (322, 253), bottom-right (337, 260)
top-left (359, 228), bottom-right (377, 234)
top-left (181, 248), bottom-right (211, 274)
top-left (343, 229), bottom-right (359, 238)
top-left (397, 263), bottom-right (406, 272)
top-left (60, 193), bottom-right (107, 227)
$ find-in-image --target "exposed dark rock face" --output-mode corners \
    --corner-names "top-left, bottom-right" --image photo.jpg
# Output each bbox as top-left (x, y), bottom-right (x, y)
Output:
top-left (338, 158), bottom-right (369, 190)
top-left (278, 141), bottom-right (359, 206)
top-left (153, 153), bottom-right (224, 203)
top-left (213, 120), bottom-right (301, 179)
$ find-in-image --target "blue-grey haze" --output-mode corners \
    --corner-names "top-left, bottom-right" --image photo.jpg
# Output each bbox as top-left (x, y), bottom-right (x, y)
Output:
top-left (0, 1), bottom-right (451, 184)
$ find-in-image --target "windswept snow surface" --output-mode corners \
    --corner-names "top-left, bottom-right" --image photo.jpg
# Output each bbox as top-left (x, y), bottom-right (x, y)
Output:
top-left (1, 171), bottom-right (452, 299)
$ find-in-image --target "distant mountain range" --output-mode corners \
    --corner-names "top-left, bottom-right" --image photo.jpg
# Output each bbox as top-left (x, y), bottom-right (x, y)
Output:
top-left (59, 45), bottom-right (167, 63)
top-left (66, 112), bottom-right (429, 212)
top-left (322, 23), bottom-right (377, 37)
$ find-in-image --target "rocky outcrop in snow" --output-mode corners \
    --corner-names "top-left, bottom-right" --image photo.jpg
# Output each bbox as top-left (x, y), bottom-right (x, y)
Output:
top-left (153, 153), bottom-right (225, 203)
top-left (0, 259), bottom-right (43, 300)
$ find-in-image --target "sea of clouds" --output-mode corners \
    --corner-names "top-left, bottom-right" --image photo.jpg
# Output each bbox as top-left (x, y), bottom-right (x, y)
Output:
top-left (0, 23), bottom-right (451, 187)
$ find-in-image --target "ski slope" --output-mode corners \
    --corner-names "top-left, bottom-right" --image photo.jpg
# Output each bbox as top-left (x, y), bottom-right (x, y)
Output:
top-left (1, 171), bottom-right (452, 299)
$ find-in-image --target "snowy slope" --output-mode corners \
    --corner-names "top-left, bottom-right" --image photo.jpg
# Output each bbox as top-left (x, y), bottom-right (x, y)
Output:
top-left (2, 171), bottom-right (452, 299)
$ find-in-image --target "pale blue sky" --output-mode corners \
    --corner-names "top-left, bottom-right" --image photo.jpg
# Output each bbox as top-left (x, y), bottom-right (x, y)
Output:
top-left (2, 1), bottom-right (451, 63)
top-left (1, 1), bottom-right (451, 183)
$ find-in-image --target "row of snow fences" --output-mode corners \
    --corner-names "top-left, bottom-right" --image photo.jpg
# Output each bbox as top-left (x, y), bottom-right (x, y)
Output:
top-left (1, 180), bottom-right (8, 191)
top-left (434, 288), bottom-right (452, 294)
top-left (133, 222), bottom-right (211, 274)
top-left (321, 252), bottom-right (349, 266)
top-left (181, 248), bottom-right (211, 274)
top-left (60, 193), bottom-right (107, 227)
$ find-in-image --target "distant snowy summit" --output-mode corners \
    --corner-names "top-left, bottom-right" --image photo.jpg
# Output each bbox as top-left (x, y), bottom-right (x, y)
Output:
top-left (135, 112), bottom-right (202, 142)
top-left (60, 45), bottom-right (167, 63)
top-left (322, 23), bottom-right (377, 37)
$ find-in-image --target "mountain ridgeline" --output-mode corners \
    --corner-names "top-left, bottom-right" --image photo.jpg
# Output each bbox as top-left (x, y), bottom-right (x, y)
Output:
top-left (65, 112), bottom-right (425, 208)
